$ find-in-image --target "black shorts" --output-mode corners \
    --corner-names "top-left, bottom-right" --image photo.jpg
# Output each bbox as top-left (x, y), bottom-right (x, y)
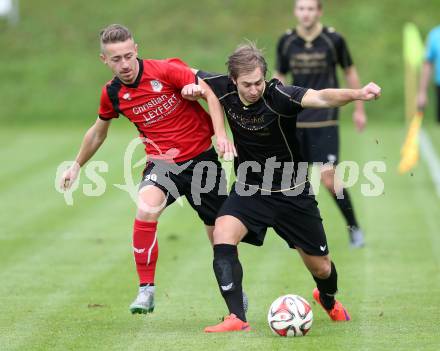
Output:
top-left (296, 125), bottom-right (339, 164)
top-left (140, 147), bottom-right (227, 226)
top-left (217, 182), bottom-right (329, 256)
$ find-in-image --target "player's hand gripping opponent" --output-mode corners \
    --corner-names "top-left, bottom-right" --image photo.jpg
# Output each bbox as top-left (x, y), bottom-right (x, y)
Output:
top-left (181, 83), bottom-right (205, 101)
top-left (181, 82), bottom-right (237, 161)
top-left (215, 135), bottom-right (237, 162)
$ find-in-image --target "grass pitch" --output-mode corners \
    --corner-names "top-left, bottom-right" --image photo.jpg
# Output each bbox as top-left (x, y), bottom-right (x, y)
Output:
top-left (0, 123), bottom-right (439, 350)
top-left (1, 0), bottom-right (440, 349)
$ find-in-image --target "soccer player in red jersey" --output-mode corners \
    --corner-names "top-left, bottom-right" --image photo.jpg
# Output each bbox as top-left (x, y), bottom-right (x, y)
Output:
top-left (60, 24), bottom-right (236, 314)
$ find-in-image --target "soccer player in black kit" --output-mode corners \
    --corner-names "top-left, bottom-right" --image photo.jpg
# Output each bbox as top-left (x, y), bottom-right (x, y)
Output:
top-left (275, 0), bottom-right (367, 248)
top-left (182, 43), bottom-right (381, 332)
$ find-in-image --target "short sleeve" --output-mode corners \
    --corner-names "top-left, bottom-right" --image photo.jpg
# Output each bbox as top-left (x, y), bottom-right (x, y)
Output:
top-left (335, 35), bottom-right (353, 69)
top-left (196, 71), bottom-right (230, 99)
top-left (162, 58), bottom-right (196, 89)
top-left (425, 30), bottom-right (437, 62)
top-left (98, 86), bottom-right (119, 120)
top-left (276, 34), bottom-right (290, 74)
top-left (268, 81), bottom-right (308, 117)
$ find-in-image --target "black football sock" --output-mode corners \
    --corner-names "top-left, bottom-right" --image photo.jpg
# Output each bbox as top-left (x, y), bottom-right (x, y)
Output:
top-left (332, 188), bottom-right (359, 228)
top-left (312, 261), bottom-right (338, 310)
top-left (213, 244), bottom-right (246, 322)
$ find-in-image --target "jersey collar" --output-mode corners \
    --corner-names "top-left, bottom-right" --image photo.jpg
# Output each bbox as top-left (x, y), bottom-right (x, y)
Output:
top-left (117, 58), bottom-right (144, 88)
top-left (296, 23), bottom-right (323, 43)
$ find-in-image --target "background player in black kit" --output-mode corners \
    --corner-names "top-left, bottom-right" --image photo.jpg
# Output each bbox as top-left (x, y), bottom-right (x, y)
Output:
top-left (182, 43), bottom-right (381, 332)
top-left (275, 0), bottom-right (367, 248)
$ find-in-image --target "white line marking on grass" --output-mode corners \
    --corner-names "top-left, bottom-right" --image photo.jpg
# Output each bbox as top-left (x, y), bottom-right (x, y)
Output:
top-left (419, 129), bottom-right (440, 198)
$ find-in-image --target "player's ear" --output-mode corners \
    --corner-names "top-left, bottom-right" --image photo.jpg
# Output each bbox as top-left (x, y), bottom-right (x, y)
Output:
top-left (134, 43), bottom-right (138, 56)
top-left (99, 53), bottom-right (107, 65)
top-left (317, 5), bottom-right (323, 17)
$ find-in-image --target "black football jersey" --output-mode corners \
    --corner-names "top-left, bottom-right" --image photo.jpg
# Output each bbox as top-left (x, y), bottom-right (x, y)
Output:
top-left (276, 26), bottom-right (353, 125)
top-left (197, 70), bottom-right (309, 191)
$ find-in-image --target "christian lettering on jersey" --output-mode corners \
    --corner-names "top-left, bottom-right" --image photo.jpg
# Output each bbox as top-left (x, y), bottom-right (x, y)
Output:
top-left (226, 107), bottom-right (266, 131)
top-left (132, 93), bottom-right (181, 126)
top-left (289, 52), bottom-right (328, 75)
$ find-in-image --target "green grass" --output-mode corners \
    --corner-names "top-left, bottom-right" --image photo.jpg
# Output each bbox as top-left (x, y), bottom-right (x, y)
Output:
top-left (424, 121), bottom-right (440, 152)
top-left (1, 1), bottom-right (440, 349)
top-left (0, 123), bottom-right (439, 350)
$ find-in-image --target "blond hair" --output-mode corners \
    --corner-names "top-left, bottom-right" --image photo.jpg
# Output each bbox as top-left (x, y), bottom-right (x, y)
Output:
top-left (99, 24), bottom-right (133, 51)
top-left (227, 42), bottom-right (267, 80)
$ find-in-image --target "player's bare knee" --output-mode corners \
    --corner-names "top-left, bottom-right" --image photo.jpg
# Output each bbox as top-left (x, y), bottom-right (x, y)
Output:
top-left (213, 226), bottom-right (239, 245)
top-left (310, 257), bottom-right (332, 279)
top-left (213, 216), bottom-right (246, 245)
top-left (298, 248), bottom-right (331, 276)
top-left (137, 186), bottom-right (167, 217)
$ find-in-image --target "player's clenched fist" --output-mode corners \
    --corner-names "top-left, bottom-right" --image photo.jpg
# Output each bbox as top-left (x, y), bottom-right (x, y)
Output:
top-left (360, 82), bottom-right (381, 101)
top-left (181, 83), bottom-right (205, 100)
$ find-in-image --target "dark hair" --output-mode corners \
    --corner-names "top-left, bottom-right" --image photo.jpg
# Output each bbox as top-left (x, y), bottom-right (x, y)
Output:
top-left (226, 42), bottom-right (267, 80)
top-left (100, 24), bottom-right (133, 50)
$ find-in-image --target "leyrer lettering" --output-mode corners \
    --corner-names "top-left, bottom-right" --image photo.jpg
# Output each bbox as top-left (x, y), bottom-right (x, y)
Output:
top-left (132, 94), bottom-right (168, 114)
top-left (140, 93), bottom-right (181, 125)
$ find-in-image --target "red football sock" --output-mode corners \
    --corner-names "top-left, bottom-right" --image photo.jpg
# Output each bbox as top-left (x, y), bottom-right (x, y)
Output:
top-left (133, 219), bottom-right (158, 285)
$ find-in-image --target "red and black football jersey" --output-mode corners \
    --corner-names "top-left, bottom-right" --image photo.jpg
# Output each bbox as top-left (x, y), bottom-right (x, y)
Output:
top-left (98, 58), bottom-right (213, 162)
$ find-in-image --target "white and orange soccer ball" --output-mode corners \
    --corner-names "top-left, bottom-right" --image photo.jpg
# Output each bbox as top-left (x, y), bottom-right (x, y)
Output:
top-left (267, 294), bottom-right (313, 337)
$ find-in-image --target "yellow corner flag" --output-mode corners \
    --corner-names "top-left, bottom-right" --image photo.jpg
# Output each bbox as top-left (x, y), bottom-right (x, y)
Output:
top-left (398, 111), bottom-right (423, 174)
top-left (399, 23), bottom-right (425, 174)
top-left (403, 23), bottom-right (425, 69)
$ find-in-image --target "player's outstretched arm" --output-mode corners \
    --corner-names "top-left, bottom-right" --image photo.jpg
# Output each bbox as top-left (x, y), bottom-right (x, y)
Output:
top-left (60, 118), bottom-right (111, 190)
top-left (181, 77), bottom-right (237, 161)
top-left (301, 82), bottom-right (381, 109)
